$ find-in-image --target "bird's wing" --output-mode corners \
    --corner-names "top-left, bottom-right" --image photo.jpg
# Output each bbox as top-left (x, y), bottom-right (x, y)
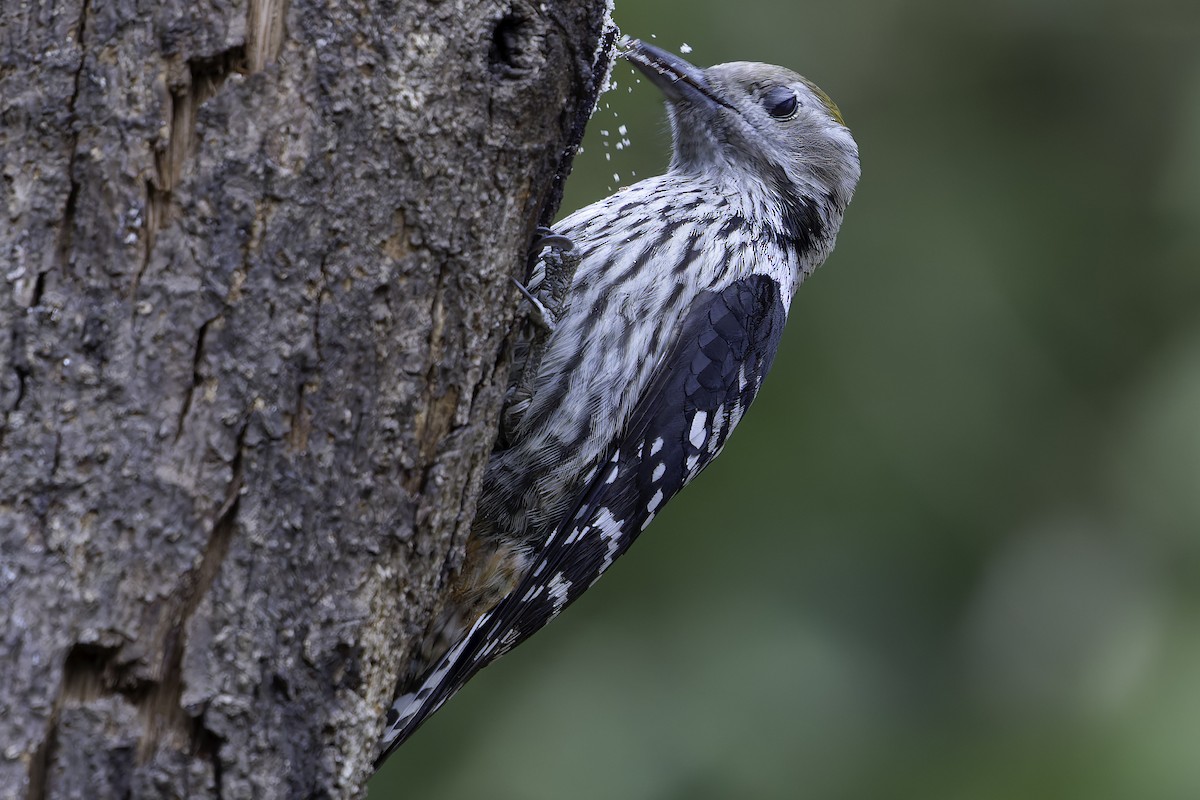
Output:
top-left (378, 272), bottom-right (788, 761)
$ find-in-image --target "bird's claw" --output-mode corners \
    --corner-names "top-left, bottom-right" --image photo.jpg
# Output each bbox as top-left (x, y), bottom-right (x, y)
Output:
top-left (531, 227), bottom-right (577, 257)
top-left (511, 276), bottom-right (556, 333)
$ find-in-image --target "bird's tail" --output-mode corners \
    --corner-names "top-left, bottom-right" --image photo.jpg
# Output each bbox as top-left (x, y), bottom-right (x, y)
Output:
top-left (374, 606), bottom-right (498, 767)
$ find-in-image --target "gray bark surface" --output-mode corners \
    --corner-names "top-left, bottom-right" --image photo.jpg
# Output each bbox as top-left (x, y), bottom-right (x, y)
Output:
top-left (0, 0), bottom-right (611, 796)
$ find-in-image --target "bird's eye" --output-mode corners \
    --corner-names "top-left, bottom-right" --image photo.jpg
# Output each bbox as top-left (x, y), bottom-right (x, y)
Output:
top-left (763, 87), bottom-right (799, 120)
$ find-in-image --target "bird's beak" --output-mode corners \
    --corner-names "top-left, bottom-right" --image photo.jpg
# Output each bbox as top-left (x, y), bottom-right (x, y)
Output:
top-left (624, 40), bottom-right (734, 112)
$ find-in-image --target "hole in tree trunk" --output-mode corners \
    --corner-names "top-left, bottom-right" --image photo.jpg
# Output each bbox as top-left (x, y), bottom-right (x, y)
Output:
top-left (488, 10), bottom-right (534, 77)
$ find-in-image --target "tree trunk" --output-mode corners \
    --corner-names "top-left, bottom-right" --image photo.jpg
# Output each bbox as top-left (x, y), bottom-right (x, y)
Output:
top-left (0, 0), bottom-right (612, 796)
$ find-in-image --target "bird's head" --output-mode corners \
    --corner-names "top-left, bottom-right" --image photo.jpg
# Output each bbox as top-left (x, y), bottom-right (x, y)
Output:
top-left (625, 40), bottom-right (860, 225)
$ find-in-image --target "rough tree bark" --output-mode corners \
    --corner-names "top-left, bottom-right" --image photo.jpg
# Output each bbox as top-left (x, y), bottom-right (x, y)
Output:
top-left (0, 0), bottom-right (612, 796)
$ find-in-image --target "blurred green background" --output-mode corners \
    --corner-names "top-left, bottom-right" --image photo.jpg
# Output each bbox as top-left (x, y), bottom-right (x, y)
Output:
top-left (375, 0), bottom-right (1200, 796)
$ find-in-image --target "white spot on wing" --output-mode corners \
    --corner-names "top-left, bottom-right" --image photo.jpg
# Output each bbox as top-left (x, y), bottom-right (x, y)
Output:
top-left (547, 572), bottom-right (573, 615)
top-left (727, 404), bottom-right (745, 432)
top-left (651, 462), bottom-right (666, 482)
top-left (649, 437), bottom-right (664, 455)
top-left (594, 507), bottom-right (625, 572)
top-left (712, 404), bottom-right (727, 437)
top-left (689, 411), bottom-right (708, 448)
top-left (476, 638), bottom-right (499, 661)
top-left (647, 488), bottom-right (664, 513)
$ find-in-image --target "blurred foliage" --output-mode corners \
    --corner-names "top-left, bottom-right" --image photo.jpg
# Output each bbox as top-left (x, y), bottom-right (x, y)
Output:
top-left (374, 0), bottom-right (1200, 796)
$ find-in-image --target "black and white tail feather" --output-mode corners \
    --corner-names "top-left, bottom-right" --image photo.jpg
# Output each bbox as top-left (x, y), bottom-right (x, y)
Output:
top-left (378, 39), bottom-right (859, 765)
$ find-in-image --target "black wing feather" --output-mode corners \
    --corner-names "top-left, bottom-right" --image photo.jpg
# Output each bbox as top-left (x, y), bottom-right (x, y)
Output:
top-left (378, 274), bottom-right (787, 761)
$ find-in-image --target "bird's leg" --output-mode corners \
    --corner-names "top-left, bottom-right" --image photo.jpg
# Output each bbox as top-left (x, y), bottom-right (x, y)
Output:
top-left (533, 228), bottom-right (579, 329)
top-left (512, 227), bottom-right (578, 330)
top-left (500, 228), bottom-right (581, 447)
top-left (509, 277), bottom-right (553, 332)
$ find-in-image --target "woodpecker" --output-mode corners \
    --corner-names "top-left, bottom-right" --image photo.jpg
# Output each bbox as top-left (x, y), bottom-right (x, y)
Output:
top-left (378, 39), bottom-right (860, 764)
